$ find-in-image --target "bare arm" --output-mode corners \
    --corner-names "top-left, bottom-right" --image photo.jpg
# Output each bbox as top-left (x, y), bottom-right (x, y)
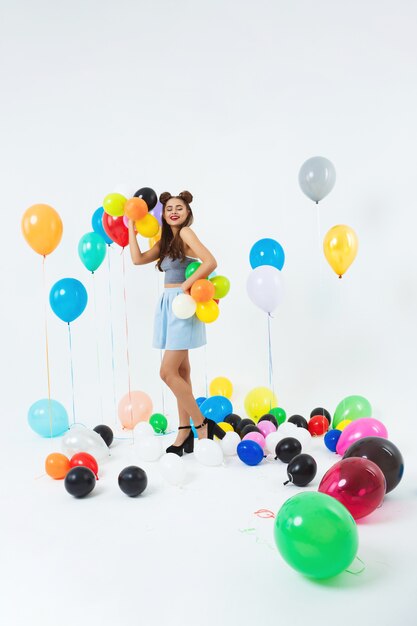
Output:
top-left (179, 227), bottom-right (217, 291)
top-left (128, 220), bottom-right (161, 265)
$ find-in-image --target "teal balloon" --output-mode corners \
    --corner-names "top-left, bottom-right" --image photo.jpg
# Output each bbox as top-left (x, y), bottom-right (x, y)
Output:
top-left (200, 395), bottom-right (233, 423)
top-left (50, 278), bottom-right (88, 323)
top-left (28, 399), bottom-right (69, 437)
top-left (78, 232), bottom-right (107, 272)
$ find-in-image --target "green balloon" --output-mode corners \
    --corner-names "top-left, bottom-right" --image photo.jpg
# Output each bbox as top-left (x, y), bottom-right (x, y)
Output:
top-left (185, 261), bottom-right (201, 279)
top-left (149, 413), bottom-right (168, 434)
top-left (274, 492), bottom-right (358, 579)
top-left (78, 232), bottom-right (107, 272)
top-left (269, 407), bottom-right (286, 425)
top-left (333, 395), bottom-right (372, 428)
top-left (210, 275), bottom-right (230, 299)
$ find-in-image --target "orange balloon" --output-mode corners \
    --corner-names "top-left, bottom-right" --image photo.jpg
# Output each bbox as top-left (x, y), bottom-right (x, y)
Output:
top-left (124, 197), bottom-right (148, 221)
top-left (118, 391), bottom-right (153, 429)
top-left (191, 279), bottom-right (216, 302)
top-left (21, 204), bottom-right (63, 256)
top-left (45, 453), bottom-right (70, 479)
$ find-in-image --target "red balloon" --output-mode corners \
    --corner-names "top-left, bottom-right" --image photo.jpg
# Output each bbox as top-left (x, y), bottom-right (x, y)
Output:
top-left (70, 452), bottom-right (99, 479)
top-left (318, 457), bottom-right (386, 519)
top-left (102, 214), bottom-right (129, 248)
top-left (308, 415), bottom-right (329, 436)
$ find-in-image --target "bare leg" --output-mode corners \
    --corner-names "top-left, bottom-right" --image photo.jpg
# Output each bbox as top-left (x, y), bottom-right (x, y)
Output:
top-left (172, 352), bottom-right (192, 446)
top-left (160, 349), bottom-right (208, 441)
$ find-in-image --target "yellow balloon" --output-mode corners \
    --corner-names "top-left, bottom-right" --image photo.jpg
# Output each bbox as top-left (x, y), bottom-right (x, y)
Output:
top-left (148, 227), bottom-right (161, 249)
top-left (244, 387), bottom-right (278, 422)
top-left (209, 376), bottom-right (233, 399)
top-left (136, 213), bottom-right (159, 238)
top-left (103, 192), bottom-right (127, 217)
top-left (21, 204), bottom-right (63, 256)
top-left (214, 421), bottom-right (234, 439)
top-left (336, 419), bottom-right (352, 431)
top-left (195, 300), bottom-right (219, 323)
top-left (323, 225), bottom-right (358, 278)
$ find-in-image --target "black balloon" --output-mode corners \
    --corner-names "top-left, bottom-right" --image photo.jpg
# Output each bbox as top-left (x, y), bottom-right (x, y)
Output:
top-left (240, 424), bottom-right (262, 439)
top-left (65, 467), bottom-right (96, 498)
top-left (118, 466), bottom-right (148, 497)
top-left (288, 415), bottom-right (308, 429)
top-left (275, 437), bottom-right (302, 463)
top-left (93, 424), bottom-right (114, 447)
top-left (258, 413), bottom-right (278, 428)
top-left (133, 187), bottom-right (157, 210)
top-left (236, 418), bottom-right (255, 435)
top-left (224, 413), bottom-right (242, 431)
top-left (285, 454), bottom-right (317, 487)
top-left (310, 407), bottom-right (331, 426)
top-left (343, 436), bottom-right (404, 493)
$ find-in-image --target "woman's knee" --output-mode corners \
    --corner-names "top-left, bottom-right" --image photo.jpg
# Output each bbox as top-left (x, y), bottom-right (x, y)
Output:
top-left (178, 363), bottom-right (191, 380)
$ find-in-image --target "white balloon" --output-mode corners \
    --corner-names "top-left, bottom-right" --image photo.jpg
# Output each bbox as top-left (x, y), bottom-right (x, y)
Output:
top-left (137, 436), bottom-right (162, 461)
top-left (172, 294), bottom-right (197, 319)
top-left (194, 439), bottom-right (224, 466)
top-left (265, 431), bottom-right (282, 455)
top-left (246, 266), bottom-right (284, 314)
top-left (136, 422), bottom-right (154, 437)
top-left (290, 427), bottom-right (312, 449)
top-left (159, 453), bottom-right (187, 486)
top-left (278, 423), bottom-right (298, 436)
top-left (219, 431), bottom-right (240, 456)
top-left (62, 426), bottom-right (110, 461)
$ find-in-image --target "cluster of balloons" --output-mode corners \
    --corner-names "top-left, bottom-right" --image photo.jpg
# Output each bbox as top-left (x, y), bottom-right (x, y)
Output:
top-left (298, 156), bottom-right (358, 278)
top-left (172, 262), bottom-right (230, 324)
top-left (247, 238), bottom-right (285, 314)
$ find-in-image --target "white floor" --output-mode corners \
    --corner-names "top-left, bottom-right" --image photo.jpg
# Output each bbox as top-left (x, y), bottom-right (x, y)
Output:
top-left (1, 424), bottom-right (415, 626)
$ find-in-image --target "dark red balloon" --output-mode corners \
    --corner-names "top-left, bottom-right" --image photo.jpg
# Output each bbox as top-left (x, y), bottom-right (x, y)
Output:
top-left (70, 452), bottom-right (99, 479)
top-left (308, 415), bottom-right (329, 437)
top-left (102, 214), bottom-right (129, 248)
top-left (318, 457), bottom-right (386, 519)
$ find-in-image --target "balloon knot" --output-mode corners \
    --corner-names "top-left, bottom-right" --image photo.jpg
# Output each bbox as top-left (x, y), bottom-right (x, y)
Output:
top-left (339, 275), bottom-right (342, 279)
top-left (283, 480), bottom-right (290, 485)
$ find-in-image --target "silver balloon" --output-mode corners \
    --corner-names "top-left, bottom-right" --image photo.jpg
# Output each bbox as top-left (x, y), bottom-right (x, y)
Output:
top-left (298, 156), bottom-right (336, 203)
top-left (62, 425), bottom-right (110, 461)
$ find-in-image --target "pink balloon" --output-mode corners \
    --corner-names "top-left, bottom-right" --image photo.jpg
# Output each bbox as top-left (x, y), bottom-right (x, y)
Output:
top-left (123, 215), bottom-right (137, 231)
top-left (243, 432), bottom-right (266, 449)
top-left (118, 391), bottom-right (153, 430)
top-left (257, 421), bottom-right (276, 437)
top-left (336, 418), bottom-right (388, 455)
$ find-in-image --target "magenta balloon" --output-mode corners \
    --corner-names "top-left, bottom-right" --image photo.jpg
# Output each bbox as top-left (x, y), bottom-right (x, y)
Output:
top-left (243, 432), bottom-right (266, 449)
top-left (318, 457), bottom-right (386, 519)
top-left (336, 418), bottom-right (388, 456)
top-left (257, 421), bottom-right (276, 437)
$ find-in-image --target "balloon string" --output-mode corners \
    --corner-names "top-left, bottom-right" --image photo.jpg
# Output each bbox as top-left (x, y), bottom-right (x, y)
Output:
top-left (267, 313), bottom-right (275, 402)
top-left (157, 272), bottom-right (165, 415)
top-left (204, 344), bottom-right (208, 398)
top-left (346, 556), bottom-right (365, 575)
top-left (67, 323), bottom-right (76, 424)
top-left (42, 256), bottom-right (53, 438)
top-left (122, 250), bottom-right (134, 443)
top-left (107, 248), bottom-right (118, 426)
top-left (92, 272), bottom-right (104, 423)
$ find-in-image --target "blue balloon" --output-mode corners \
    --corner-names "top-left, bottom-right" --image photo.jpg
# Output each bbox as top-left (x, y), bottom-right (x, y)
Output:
top-left (50, 278), bottom-right (88, 323)
top-left (237, 440), bottom-right (264, 466)
top-left (196, 396), bottom-right (207, 407)
top-left (250, 238), bottom-right (285, 270)
top-left (200, 395), bottom-right (233, 423)
top-left (324, 429), bottom-right (342, 453)
top-left (92, 207), bottom-right (112, 245)
top-left (28, 399), bottom-right (69, 437)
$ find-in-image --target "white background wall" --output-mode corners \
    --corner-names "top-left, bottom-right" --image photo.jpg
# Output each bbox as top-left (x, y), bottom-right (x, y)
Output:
top-left (1, 2), bottom-right (416, 624)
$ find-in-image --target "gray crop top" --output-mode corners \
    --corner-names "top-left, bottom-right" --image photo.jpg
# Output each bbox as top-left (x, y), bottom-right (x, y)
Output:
top-left (160, 255), bottom-right (198, 285)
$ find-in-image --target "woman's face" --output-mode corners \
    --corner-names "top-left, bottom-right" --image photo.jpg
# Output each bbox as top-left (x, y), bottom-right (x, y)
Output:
top-left (164, 198), bottom-right (189, 227)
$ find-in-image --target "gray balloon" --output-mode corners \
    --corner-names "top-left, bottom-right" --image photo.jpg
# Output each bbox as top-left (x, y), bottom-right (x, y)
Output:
top-left (298, 156), bottom-right (336, 203)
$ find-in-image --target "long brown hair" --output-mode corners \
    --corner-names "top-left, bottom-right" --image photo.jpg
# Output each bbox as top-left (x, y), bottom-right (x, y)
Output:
top-left (156, 190), bottom-right (194, 271)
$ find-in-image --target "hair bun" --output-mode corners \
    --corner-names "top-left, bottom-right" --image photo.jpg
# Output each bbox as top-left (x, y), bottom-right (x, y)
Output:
top-left (159, 192), bottom-right (172, 204)
top-left (178, 190), bottom-right (193, 204)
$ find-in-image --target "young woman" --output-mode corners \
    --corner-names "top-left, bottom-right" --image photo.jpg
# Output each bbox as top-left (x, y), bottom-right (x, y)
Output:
top-left (128, 190), bottom-right (224, 456)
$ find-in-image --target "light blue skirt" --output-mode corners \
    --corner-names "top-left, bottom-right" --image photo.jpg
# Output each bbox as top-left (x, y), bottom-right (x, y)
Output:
top-left (153, 287), bottom-right (207, 350)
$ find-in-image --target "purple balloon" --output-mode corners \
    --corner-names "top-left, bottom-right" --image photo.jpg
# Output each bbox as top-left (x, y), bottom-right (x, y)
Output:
top-left (246, 266), bottom-right (284, 313)
top-left (151, 201), bottom-right (163, 225)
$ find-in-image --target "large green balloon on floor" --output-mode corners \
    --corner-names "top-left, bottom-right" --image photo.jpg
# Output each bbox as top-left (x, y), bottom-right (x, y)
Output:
top-left (274, 492), bottom-right (358, 579)
top-left (333, 395), bottom-right (372, 428)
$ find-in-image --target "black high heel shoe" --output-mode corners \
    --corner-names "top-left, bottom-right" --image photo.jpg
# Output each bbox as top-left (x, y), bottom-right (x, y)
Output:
top-left (166, 425), bottom-right (194, 457)
top-left (195, 418), bottom-right (226, 440)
